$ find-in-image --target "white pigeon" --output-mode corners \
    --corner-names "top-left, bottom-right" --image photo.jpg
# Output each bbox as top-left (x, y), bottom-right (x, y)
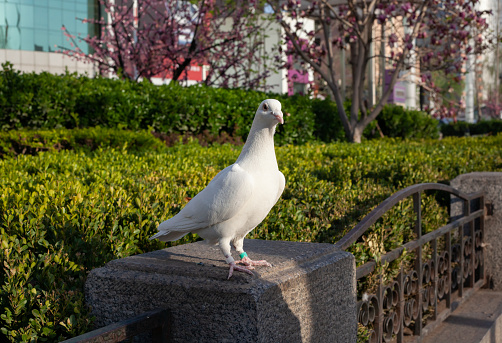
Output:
top-left (150, 99), bottom-right (286, 279)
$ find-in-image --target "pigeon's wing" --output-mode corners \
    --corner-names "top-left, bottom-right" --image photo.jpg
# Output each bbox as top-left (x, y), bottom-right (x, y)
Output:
top-left (151, 164), bottom-right (253, 240)
top-left (275, 171), bottom-right (286, 204)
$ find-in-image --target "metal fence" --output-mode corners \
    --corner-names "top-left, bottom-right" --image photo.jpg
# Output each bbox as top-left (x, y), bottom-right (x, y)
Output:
top-left (335, 183), bottom-right (485, 343)
top-left (63, 183), bottom-right (485, 343)
top-left (61, 309), bottom-right (169, 343)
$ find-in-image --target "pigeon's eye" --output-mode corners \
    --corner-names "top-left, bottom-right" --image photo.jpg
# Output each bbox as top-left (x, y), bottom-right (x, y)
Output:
top-left (263, 103), bottom-right (269, 111)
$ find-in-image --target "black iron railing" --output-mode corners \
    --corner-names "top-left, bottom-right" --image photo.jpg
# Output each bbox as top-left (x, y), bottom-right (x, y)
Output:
top-left (61, 309), bottom-right (169, 343)
top-left (335, 183), bottom-right (485, 343)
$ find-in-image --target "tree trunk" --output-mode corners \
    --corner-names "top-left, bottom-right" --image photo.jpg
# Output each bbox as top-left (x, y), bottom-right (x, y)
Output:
top-left (349, 125), bottom-right (364, 143)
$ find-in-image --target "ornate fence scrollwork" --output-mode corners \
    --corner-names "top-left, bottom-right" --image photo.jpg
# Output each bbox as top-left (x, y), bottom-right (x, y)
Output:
top-left (337, 183), bottom-right (485, 343)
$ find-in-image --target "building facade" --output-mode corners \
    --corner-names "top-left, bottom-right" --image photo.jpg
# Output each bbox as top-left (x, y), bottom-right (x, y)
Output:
top-left (0, 0), bottom-right (97, 75)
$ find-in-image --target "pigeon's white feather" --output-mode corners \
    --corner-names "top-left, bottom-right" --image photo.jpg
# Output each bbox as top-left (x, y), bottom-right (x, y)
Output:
top-left (150, 163), bottom-right (254, 240)
top-left (150, 99), bottom-right (285, 261)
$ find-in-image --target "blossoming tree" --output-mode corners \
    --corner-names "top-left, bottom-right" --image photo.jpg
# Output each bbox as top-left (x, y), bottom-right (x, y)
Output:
top-left (269, 0), bottom-right (492, 142)
top-left (62, 0), bottom-right (269, 89)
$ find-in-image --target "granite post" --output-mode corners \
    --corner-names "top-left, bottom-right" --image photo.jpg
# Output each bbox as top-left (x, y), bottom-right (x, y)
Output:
top-left (451, 172), bottom-right (502, 290)
top-left (85, 239), bottom-right (356, 342)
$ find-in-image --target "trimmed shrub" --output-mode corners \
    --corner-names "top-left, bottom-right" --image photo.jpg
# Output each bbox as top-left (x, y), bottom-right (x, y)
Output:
top-left (440, 121), bottom-right (471, 137)
top-left (1, 131), bottom-right (502, 341)
top-left (312, 99), bottom-right (439, 142)
top-left (441, 119), bottom-right (502, 137)
top-left (0, 127), bottom-right (165, 158)
top-left (1, 63), bottom-right (442, 143)
top-left (311, 98), bottom-right (347, 142)
top-left (374, 105), bottom-right (440, 139)
top-left (472, 119), bottom-right (502, 135)
top-left (0, 63), bottom-right (315, 146)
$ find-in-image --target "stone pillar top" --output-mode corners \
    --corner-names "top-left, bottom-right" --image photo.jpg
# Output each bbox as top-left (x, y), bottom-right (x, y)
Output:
top-left (103, 239), bottom-right (348, 288)
top-left (86, 239), bottom-right (356, 342)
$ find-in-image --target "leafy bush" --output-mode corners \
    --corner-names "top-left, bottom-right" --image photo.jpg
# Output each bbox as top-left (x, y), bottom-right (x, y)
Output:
top-left (441, 119), bottom-right (502, 137)
top-left (440, 120), bottom-right (472, 137)
top-left (312, 99), bottom-right (439, 142)
top-left (373, 105), bottom-right (440, 139)
top-left (311, 98), bottom-right (347, 142)
top-left (0, 63), bottom-right (315, 146)
top-left (1, 130), bottom-right (502, 341)
top-left (0, 127), bottom-right (165, 158)
top-left (0, 63), bottom-right (442, 143)
top-left (472, 119), bottom-right (502, 135)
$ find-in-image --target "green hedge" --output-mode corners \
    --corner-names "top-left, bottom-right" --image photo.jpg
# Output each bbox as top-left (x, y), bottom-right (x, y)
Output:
top-left (440, 119), bottom-right (502, 137)
top-left (311, 98), bottom-right (348, 141)
top-left (0, 127), bottom-right (165, 158)
top-left (0, 63), bottom-right (442, 143)
top-left (0, 63), bottom-right (315, 145)
top-left (310, 99), bottom-right (439, 142)
top-left (375, 105), bottom-right (440, 139)
top-left (1, 130), bottom-right (502, 341)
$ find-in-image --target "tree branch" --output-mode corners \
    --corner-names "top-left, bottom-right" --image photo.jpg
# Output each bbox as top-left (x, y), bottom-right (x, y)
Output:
top-left (364, 0), bottom-right (430, 126)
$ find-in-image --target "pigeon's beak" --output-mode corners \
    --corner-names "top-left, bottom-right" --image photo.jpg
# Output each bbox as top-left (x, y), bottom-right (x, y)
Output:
top-left (273, 111), bottom-right (284, 125)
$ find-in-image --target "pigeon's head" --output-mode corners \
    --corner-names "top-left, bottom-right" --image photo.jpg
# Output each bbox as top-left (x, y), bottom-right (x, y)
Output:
top-left (258, 99), bottom-right (284, 125)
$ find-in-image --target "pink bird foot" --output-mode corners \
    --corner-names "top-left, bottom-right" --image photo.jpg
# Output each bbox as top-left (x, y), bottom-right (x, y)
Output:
top-left (238, 255), bottom-right (272, 268)
top-left (228, 261), bottom-right (253, 279)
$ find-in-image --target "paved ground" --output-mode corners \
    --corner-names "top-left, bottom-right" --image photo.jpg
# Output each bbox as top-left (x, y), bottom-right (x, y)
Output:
top-left (422, 289), bottom-right (502, 343)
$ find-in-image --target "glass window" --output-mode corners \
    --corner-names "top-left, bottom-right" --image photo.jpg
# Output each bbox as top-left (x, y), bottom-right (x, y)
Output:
top-left (5, 3), bottom-right (20, 27)
top-left (49, 0), bottom-right (65, 9)
top-left (34, 30), bottom-right (49, 51)
top-left (0, 26), bottom-right (7, 49)
top-left (18, 4), bottom-right (34, 28)
top-left (293, 82), bottom-right (306, 95)
top-left (0, 4), bottom-right (5, 24)
top-left (75, 19), bottom-right (89, 37)
top-left (49, 30), bottom-right (63, 52)
top-left (36, 0), bottom-right (50, 6)
top-left (48, 8), bottom-right (62, 31)
top-left (0, 0), bottom-right (95, 53)
top-left (34, 6), bottom-right (49, 29)
top-left (63, 10), bottom-right (76, 32)
top-left (63, 1), bottom-right (75, 11)
top-left (76, 3), bottom-right (87, 14)
top-left (6, 27), bottom-right (21, 50)
top-left (20, 28), bottom-right (34, 50)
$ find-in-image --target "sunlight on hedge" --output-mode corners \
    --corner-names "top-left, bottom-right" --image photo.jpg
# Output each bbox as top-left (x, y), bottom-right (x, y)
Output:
top-left (1, 133), bottom-right (502, 341)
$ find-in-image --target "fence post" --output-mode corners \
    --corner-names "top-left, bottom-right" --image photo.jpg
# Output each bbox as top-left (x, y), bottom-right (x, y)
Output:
top-left (451, 172), bottom-right (502, 290)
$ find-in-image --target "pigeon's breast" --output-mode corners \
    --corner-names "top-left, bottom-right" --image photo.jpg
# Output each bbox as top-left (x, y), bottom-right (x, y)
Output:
top-left (235, 169), bottom-right (284, 236)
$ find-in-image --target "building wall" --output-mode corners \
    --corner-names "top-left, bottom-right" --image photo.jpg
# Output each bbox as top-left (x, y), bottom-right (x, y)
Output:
top-left (215, 15), bottom-right (313, 95)
top-left (255, 16), bottom-right (314, 95)
top-left (478, 0), bottom-right (500, 111)
top-left (0, 49), bottom-right (95, 75)
top-left (0, 0), bottom-right (97, 75)
top-left (261, 19), bottom-right (288, 94)
top-left (461, 0), bottom-right (499, 121)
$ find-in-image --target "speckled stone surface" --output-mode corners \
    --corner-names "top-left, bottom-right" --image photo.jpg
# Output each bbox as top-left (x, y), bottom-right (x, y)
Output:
top-left (451, 172), bottom-right (502, 290)
top-left (85, 239), bottom-right (356, 343)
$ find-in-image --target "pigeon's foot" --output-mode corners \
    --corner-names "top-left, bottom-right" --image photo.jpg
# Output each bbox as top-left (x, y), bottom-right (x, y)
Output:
top-left (238, 256), bottom-right (272, 268)
top-left (228, 262), bottom-right (253, 279)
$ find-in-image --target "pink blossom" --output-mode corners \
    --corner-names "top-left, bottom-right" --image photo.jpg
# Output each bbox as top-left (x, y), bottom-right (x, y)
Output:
top-left (377, 14), bottom-right (387, 24)
top-left (388, 33), bottom-right (398, 47)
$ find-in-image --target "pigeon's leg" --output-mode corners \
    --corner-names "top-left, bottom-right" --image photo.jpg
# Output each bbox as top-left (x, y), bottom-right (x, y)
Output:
top-left (234, 239), bottom-right (272, 268)
top-left (219, 238), bottom-right (253, 279)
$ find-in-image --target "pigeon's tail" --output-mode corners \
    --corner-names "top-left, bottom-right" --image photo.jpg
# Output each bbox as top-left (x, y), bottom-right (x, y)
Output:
top-left (149, 230), bottom-right (188, 242)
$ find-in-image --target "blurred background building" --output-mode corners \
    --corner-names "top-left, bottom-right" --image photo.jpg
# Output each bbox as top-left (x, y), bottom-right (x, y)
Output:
top-left (0, 0), bottom-right (97, 75)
